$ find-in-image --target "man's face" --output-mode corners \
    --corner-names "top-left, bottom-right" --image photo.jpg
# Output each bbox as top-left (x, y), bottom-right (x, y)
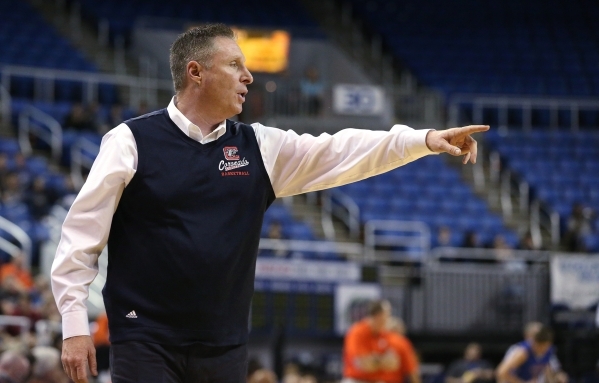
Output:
top-left (199, 37), bottom-right (253, 119)
top-left (465, 344), bottom-right (481, 361)
top-left (371, 303), bottom-right (391, 332)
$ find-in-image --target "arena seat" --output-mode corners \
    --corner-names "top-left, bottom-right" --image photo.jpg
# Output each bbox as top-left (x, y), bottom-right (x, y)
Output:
top-left (487, 130), bottom-right (599, 246)
top-left (0, 0), bottom-right (118, 105)
top-left (333, 155), bottom-right (518, 255)
top-left (347, 0), bottom-right (599, 98)
top-left (78, 0), bottom-right (322, 45)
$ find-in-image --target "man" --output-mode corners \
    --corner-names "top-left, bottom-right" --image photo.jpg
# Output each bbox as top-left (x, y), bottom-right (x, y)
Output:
top-left (501, 322), bottom-right (567, 383)
top-left (496, 326), bottom-right (556, 383)
top-left (51, 23), bottom-right (488, 383)
top-left (445, 343), bottom-right (494, 383)
top-left (343, 300), bottom-right (401, 383)
top-left (386, 317), bottom-right (420, 383)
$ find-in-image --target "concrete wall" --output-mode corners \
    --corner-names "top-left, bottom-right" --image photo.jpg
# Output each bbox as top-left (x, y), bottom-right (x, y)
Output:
top-left (132, 27), bottom-right (394, 130)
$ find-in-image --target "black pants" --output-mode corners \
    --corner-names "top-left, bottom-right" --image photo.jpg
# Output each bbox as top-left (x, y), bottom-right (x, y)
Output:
top-left (110, 342), bottom-right (247, 383)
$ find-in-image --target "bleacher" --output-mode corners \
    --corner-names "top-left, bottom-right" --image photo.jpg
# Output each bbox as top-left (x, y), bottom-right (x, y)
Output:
top-left (334, 155), bottom-right (518, 251)
top-left (78, 0), bottom-right (322, 43)
top-left (347, 0), bottom-right (599, 97)
top-left (486, 130), bottom-right (599, 252)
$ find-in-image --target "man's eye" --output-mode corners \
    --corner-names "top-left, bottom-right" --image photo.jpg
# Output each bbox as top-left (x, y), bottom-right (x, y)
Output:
top-left (231, 62), bottom-right (238, 67)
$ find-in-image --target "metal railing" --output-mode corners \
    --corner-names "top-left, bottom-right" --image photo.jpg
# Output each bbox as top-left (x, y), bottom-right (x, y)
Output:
top-left (531, 200), bottom-right (561, 249)
top-left (322, 190), bottom-right (360, 239)
top-left (488, 147), bottom-right (558, 249)
top-left (18, 105), bottom-right (63, 163)
top-left (1, 65), bottom-right (173, 108)
top-left (0, 216), bottom-right (32, 271)
top-left (0, 83), bottom-right (10, 128)
top-left (364, 220), bottom-right (431, 262)
top-left (448, 94), bottom-right (599, 131)
top-left (70, 137), bottom-right (100, 190)
top-left (258, 238), bottom-right (363, 259)
top-left (430, 246), bottom-right (550, 263)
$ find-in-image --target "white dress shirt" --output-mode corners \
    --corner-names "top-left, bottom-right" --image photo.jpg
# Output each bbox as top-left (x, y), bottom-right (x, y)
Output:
top-left (51, 97), bottom-right (435, 339)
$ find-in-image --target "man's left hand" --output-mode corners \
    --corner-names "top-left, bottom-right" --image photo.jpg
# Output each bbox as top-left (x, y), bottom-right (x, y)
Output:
top-left (426, 125), bottom-right (490, 164)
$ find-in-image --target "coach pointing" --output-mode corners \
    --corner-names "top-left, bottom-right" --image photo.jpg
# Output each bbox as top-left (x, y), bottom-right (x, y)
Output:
top-left (51, 23), bottom-right (488, 383)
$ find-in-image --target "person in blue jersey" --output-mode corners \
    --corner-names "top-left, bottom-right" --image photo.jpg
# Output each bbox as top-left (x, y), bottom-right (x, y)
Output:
top-left (496, 326), bottom-right (557, 383)
top-left (502, 322), bottom-right (568, 383)
top-left (52, 23), bottom-right (489, 383)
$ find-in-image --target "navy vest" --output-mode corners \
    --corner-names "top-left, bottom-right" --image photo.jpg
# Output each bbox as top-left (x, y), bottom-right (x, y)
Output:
top-left (104, 109), bottom-right (275, 346)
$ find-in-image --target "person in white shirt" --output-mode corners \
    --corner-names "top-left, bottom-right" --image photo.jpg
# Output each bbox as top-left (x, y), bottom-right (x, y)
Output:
top-left (52, 23), bottom-right (488, 383)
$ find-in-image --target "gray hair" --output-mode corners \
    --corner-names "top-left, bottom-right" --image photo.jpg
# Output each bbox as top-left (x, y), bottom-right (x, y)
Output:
top-left (169, 23), bottom-right (235, 93)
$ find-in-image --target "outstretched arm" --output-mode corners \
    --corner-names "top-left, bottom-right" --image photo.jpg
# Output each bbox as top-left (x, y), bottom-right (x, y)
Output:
top-left (254, 123), bottom-right (489, 197)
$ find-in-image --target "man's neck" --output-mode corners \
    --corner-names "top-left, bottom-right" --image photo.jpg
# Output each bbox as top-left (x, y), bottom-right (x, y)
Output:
top-left (175, 95), bottom-right (221, 137)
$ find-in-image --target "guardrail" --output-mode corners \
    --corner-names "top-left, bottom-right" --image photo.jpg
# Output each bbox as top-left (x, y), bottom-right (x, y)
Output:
top-left (0, 65), bottom-right (173, 108)
top-left (18, 105), bottom-right (63, 163)
top-left (0, 83), bottom-right (10, 128)
top-left (322, 190), bottom-right (360, 239)
top-left (448, 94), bottom-right (599, 131)
top-left (70, 137), bottom-right (100, 190)
top-left (364, 220), bottom-right (431, 262)
top-left (0, 216), bottom-right (32, 271)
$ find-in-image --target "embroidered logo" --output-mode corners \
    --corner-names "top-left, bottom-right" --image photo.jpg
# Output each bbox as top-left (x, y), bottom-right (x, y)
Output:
top-left (223, 146), bottom-right (240, 161)
top-left (126, 310), bottom-right (137, 319)
top-left (219, 146), bottom-right (249, 176)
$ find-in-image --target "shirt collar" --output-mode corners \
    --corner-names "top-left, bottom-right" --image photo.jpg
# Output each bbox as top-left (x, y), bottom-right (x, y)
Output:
top-left (166, 97), bottom-right (227, 143)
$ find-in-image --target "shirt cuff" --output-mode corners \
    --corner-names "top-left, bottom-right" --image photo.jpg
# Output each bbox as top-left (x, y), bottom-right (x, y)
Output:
top-left (401, 127), bottom-right (437, 157)
top-left (62, 310), bottom-right (90, 339)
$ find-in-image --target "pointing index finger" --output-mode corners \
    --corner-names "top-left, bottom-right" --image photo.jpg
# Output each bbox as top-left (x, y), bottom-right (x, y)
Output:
top-left (455, 125), bottom-right (490, 136)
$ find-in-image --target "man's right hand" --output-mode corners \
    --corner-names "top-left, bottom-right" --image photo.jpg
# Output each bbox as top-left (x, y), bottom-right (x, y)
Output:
top-left (61, 335), bottom-right (98, 383)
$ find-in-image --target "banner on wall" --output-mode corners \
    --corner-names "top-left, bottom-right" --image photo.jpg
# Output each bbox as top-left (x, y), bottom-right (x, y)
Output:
top-left (333, 84), bottom-right (385, 116)
top-left (551, 254), bottom-right (599, 309)
top-left (334, 283), bottom-right (381, 335)
top-left (255, 258), bottom-right (360, 282)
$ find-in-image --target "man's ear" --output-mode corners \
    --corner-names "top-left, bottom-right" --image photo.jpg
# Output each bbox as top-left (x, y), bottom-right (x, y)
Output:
top-left (187, 61), bottom-right (203, 87)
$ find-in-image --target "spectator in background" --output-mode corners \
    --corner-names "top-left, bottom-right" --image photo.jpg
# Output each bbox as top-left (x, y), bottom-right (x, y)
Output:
top-left (445, 343), bottom-right (494, 383)
top-left (386, 317), bottom-right (420, 383)
top-left (0, 351), bottom-right (30, 383)
top-left (63, 103), bottom-right (93, 132)
top-left (518, 232), bottom-right (539, 251)
top-left (24, 177), bottom-right (57, 220)
top-left (436, 226), bottom-right (453, 248)
top-left (501, 322), bottom-right (568, 383)
top-left (248, 369), bottom-right (277, 383)
top-left (136, 100), bottom-right (150, 117)
top-left (282, 363), bottom-right (301, 383)
top-left (0, 254), bottom-right (33, 291)
top-left (262, 220), bottom-right (290, 258)
top-left (28, 346), bottom-right (69, 383)
top-left (496, 326), bottom-right (557, 383)
top-left (106, 104), bottom-right (124, 129)
top-left (299, 67), bottom-right (324, 116)
top-left (563, 203), bottom-right (594, 252)
top-left (343, 300), bottom-right (400, 383)
top-left (2, 172), bottom-right (23, 205)
top-left (0, 154), bottom-right (10, 185)
top-left (462, 231), bottom-right (479, 248)
top-left (84, 102), bottom-right (103, 134)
